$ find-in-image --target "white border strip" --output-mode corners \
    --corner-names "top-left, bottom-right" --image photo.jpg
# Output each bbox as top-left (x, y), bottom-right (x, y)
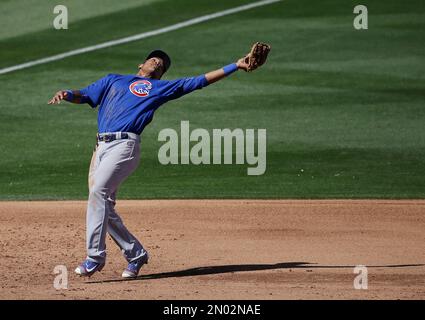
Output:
top-left (0, 0), bottom-right (281, 75)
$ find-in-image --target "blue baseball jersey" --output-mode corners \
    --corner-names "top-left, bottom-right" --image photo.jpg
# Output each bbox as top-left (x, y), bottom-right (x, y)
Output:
top-left (79, 74), bottom-right (209, 135)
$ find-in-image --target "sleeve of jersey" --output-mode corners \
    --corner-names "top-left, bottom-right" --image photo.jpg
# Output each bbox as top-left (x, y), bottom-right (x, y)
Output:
top-left (79, 74), bottom-right (112, 108)
top-left (163, 75), bottom-right (209, 101)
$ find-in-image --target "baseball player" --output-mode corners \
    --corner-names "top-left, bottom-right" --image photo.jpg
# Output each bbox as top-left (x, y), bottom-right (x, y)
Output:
top-left (48, 44), bottom-right (270, 278)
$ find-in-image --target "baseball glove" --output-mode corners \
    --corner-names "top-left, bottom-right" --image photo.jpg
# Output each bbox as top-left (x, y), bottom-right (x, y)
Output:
top-left (244, 42), bottom-right (271, 72)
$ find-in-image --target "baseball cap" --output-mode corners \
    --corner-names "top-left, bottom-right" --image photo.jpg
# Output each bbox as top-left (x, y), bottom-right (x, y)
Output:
top-left (145, 49), bottom-right (171, 73)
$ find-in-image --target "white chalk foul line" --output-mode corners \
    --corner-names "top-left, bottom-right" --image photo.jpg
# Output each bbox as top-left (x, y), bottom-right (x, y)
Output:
top-left (0, 0), bottom-right (281, 75)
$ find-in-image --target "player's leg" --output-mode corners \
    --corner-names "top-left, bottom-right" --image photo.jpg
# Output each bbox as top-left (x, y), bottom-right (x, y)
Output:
top-left (75, 147), bottom-right (104, 276)
top-left (85, 138), bottom-right (140, 264)
top-left (106, 191), bottom-right (148, 263)
top-left (88, 145), bottom-right (98, 192)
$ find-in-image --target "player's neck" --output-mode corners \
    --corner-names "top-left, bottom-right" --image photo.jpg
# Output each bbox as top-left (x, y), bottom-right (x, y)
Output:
top-left (137, 71), bottom-right (153, 78)
top-left (137, 70), bottom-right (162, 80)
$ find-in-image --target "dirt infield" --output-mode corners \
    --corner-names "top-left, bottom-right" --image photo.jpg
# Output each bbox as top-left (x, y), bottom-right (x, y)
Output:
top-left (0, 200), bottom-right (424, 300)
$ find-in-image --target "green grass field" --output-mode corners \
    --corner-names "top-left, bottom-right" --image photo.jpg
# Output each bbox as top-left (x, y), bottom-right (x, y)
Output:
top-left (0, 0), bottom-right (424, 200)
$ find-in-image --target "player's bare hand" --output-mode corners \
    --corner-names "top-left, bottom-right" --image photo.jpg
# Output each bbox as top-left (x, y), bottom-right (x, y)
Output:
top-left (236, 56), bottom-right (249, 72)
top-left (48, 90), bottom-right (68, 104)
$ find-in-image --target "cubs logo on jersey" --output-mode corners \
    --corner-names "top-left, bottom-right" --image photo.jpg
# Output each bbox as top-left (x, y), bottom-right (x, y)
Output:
top-left (129, 80), bottom-right (152, 97)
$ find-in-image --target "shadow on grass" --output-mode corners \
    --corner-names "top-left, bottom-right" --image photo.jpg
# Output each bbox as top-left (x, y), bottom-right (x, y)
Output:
top-left (87, 262), bottom-right (425, 284)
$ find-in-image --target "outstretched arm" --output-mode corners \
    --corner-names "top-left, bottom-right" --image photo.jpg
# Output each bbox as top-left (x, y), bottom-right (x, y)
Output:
top-left (47, 90), bottom-right (90, 105)
top-left (205, 57), bottom-right (249, 85)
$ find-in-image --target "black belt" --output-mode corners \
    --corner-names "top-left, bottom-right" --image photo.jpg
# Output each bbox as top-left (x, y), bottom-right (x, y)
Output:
top-left (97, 133), bottom-right (129, 143)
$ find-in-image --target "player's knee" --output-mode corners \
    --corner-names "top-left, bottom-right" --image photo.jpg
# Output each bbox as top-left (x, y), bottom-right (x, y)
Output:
top-left (89, 184), bottom-right (110, 199)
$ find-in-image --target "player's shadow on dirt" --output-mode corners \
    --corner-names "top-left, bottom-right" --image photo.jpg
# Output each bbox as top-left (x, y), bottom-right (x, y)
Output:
top-left (88, 262), bottom-right (425, 284)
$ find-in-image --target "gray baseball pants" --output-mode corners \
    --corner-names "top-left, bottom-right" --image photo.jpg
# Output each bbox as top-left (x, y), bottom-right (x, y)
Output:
top-left (86, 132), bottom-right (147, 264)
